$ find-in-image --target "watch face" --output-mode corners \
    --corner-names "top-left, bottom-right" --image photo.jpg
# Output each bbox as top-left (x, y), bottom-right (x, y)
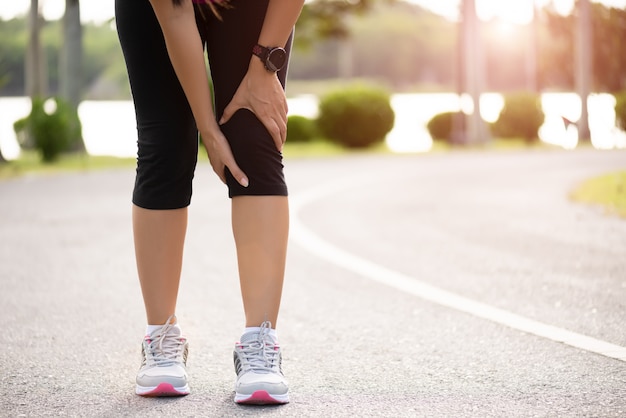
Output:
top-left (267, 48), bottom-right (287, 72)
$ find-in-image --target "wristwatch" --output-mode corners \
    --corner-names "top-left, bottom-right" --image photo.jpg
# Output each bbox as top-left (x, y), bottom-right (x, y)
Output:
top-left (252, 44), bottom-right (287, 72)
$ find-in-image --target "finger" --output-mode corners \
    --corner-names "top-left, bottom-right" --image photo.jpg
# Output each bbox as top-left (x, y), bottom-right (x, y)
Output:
top-left (280, 122), bottom-right (287, 146)
top-left (264, 118), bottom-right (283, 152)
top-left (219, 103), bottom-right (234, 126)
top-left (280, 100), bottom-right (288, 144)
top-left (207, 154), bottom-right (227, 185)
top-left (220, 94), bottom-right (244, 125)
top-left (282, 99), bottom-right (289, 125)
top-left (223, 156), bottom-right (249, 188)
top-left (213, 167), bottom-right (227, 185)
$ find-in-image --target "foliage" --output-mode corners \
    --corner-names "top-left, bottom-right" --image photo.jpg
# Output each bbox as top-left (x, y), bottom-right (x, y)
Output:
top-left (317, 83), bottom-right (394, 148)
top-left (290, 2), bottom-right (456, 88)
top-left (295, 0), bottom-right (387, 47)
top-left (287, 115), bottom-right (318, 143)
top-left (491, 92), bottom-right (544, 143)
top-left (539, 3), bottom-right (626, 92)
top-left (13, 97), bottom-right (82, 162)
top-left (615, 91), bottom-right (626, 130)
top-left (570, 171), bottom-right (626, 217)
top-left (2, 1), bottom-right (626, 98)
top-left (427, 111), bottom-right (465, 142)
top-left (350, 2), bottom-right (455, 88)
top-left (0, 17), bottom-right (128, 98)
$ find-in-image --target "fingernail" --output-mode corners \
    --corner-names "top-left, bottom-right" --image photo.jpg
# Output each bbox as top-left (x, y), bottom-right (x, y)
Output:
top-left (219, 118), bottom-right (224, 125)
top-left (241, 178), bottom-right (249, 187)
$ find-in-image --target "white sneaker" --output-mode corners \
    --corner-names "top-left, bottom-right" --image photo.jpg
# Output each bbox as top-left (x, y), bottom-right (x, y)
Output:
top-left (135, 316), bottom-right (189, 396)
top-left (233, 321), bottom-right (289, 404)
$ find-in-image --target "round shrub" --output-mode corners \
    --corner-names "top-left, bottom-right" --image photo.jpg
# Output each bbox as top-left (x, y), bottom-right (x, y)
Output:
top-left (13, 97), bottom-right (81, 162)
top-left (317, 84), bottom-right (395, 148)
top-left (615, 91), bottom-right (626, 130)
top-left (491, 92), bottom-right (544, 143)
top-left (287, 115), bottom-right (317, 143)
top-left (427, 111), bottom-right (465, 142)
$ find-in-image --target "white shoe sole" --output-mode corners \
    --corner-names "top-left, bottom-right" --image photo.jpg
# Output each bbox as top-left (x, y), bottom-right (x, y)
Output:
top-left (136, 382), bottom-right (190, 397)
top-left (234, 390), bottom-right (289, 404)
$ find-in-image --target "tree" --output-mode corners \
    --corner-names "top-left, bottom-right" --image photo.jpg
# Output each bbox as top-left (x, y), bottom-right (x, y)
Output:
top-left (17, 0), bottom-right (48, 161)
top-left (60, 0), bottom-right (85, 152)
top-left (295, 0), bottom-right (391, 48)
top-left (60, 0), bottom-right (82, 109)
top-left (539, 1), bottom-right (626, 93)
top-left (590, 3), bottom-right (626, 92)
top-left (26, 0), bottom-right (46, 99)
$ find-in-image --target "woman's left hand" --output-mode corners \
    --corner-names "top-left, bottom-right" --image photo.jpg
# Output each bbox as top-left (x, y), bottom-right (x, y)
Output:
top-left (219, 60), bottom-right (288, 151)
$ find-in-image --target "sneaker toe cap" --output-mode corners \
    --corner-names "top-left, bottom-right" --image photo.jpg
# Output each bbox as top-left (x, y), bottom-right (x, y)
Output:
top-left (137, 366), bottom-right (188, 387)
top-left (235, 373), bottom-right (288, 396)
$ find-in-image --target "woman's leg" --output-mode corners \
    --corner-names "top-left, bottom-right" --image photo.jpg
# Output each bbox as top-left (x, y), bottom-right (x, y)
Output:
top-left (133, 206), bottom-right (188, 325)
top-left (116, 0), bottom-right (197, 397)
top-left (203, 0), bottom-right (292, 330)
top-left (201, 1), bottom-right (292, 404)
top-left (232, 196), bottom-right (289, 327)
top-left (116, 0), bottom-right (198, 326)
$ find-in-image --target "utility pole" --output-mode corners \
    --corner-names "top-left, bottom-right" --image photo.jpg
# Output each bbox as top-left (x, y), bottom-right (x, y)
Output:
top-left (576, 0), bottom-right (592, 141)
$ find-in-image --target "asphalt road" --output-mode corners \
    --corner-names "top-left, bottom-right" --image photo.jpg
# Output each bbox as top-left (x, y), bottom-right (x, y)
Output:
top-left (1, 148), bottom-right (625, 417)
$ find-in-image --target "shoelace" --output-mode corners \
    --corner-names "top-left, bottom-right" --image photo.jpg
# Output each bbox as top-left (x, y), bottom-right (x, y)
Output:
top-left (238, 321), bottom-right (280, 374)
top-left (142, 316), bottom-right (186, 367)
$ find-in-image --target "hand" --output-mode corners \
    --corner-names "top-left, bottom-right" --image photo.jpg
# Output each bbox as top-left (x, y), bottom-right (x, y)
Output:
top-left (200, 127), bottom-right (249, 188)
top-left (219, 60), bottom-right (288, 151)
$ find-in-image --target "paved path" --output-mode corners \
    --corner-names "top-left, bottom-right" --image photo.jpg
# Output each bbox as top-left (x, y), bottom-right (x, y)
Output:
top-left (1, 148), bottom-right (625, 417)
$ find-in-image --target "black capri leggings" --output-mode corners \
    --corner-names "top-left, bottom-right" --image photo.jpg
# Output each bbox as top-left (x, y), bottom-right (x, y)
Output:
top-left (115, 0), bottom-right (291, 209)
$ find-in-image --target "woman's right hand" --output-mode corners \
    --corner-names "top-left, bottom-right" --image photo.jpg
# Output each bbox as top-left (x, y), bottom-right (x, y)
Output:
top-left (200, 127), bottom-right (249, 188)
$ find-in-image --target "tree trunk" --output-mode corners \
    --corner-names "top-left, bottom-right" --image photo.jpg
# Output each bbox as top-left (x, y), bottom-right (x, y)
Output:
top-left (60, 0), bottom-right (86, 152)
top-left (576, 0), bottom-right (592, 141)
top-left (60, 0), bottom-right (82, 109)
top-left (26, 0), bottom-right (46, 99)
top-left (461, 0), bottom-right (490, 145)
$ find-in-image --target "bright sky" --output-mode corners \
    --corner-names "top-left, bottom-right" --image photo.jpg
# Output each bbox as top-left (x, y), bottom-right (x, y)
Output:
top-left (1, 0), bottom-right (625, 24)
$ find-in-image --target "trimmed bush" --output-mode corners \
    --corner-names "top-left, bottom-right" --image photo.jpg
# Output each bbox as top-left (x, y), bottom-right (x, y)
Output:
top-left (287, 115), bottom-right (317, 143)
top-left (317, 84), bottom-right (395, 148)
top-left (427, 111), bottom-right (465, 142)
top-left (491, 92), bottom-right (544, 143)
top-left (14, 97), bottom-right (82, 162)
top-left (616, 91), bottom-right (626, 130)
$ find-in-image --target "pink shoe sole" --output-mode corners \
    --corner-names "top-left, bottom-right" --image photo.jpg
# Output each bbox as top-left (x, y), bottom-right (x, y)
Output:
top-left (136, 383), bottom-right (190, 397)
top-left (235, 390), bottom-right (289, 405)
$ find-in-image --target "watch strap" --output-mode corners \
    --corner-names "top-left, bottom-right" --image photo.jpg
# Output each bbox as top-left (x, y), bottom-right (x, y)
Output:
top-left (252, 44), bottom-right (270, 61)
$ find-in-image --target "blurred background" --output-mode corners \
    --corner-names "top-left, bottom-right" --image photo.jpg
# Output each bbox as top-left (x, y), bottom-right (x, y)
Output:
top-left (1, 0), bottom-right (625, 163)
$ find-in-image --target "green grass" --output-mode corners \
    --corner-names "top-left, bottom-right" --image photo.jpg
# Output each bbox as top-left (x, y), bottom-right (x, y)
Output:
top-left (0, 141), bottom-right (358, 181)
top-left (0, 151), bottom-right (135, 180)
top-left (286, 78), bottom-right (452, 97)
top-left (283, 138), bottom-right (392, 158)
top-left (570, 171), bottom-right (626, 218)
top-left (0, 138), bottom-right (577, 182)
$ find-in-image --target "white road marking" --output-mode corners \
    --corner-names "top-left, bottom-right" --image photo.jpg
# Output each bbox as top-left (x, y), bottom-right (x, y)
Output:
top-left (290, 182), bottom-right (626, 363)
